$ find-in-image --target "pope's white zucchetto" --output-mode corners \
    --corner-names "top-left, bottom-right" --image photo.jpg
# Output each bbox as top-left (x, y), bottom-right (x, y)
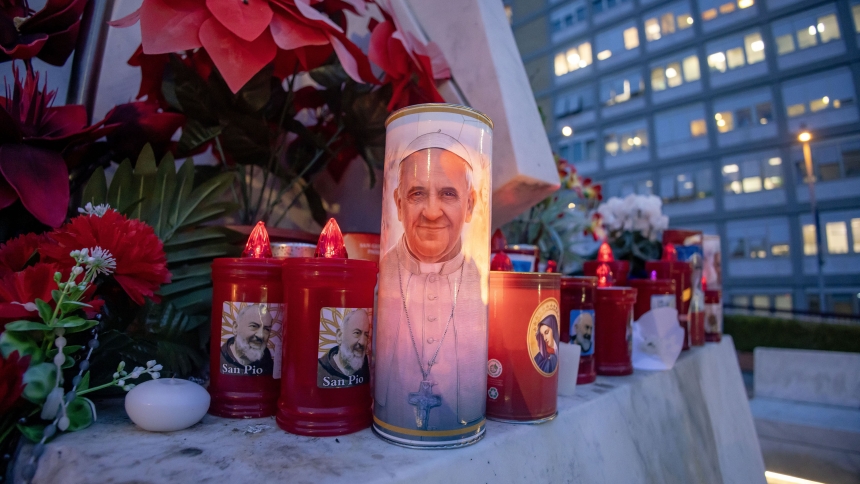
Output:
top-left (399, 132), bottom-right (472, 170)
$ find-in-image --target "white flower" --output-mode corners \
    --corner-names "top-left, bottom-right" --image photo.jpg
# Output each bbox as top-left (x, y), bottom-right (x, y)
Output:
top-left (152, 364), bottom-right (163, 371)
top-left (117, 379), bottom-right (126, 386)
top-left (71, 266), bottom-right (83, 276)
top-left (151, 372), bottom-right (161, 380)
top-left (84, 246), bottom-right (116, 276)
top-left (123, 384), bottom-right (134, 391)
top-left (78, 203), bottom-right (112, 217)
top-left (146, 360), bottom-right (156, 368)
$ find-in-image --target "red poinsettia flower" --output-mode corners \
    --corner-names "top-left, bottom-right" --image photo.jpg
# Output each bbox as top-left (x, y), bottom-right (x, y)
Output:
top-left (0, 232), bottom-right (44, 275)
top-left (368, 2), bottom-right (449, 111)
top-left (0, 0), bottom-right (88, 66)
top-left (0, 262), bottom-right (58, 325)
top-left (0, 351), bottom-right (30, 416)
top-left (111, 0), bottom-right (377, 94)
top-left (0, 67), bottom-right (116, 227)
top-left (39, 209), bottom-right (171, 305)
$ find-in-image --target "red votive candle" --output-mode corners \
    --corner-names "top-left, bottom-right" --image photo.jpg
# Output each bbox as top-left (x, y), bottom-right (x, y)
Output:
top-left (487, 272), bottom-right (560, 423)
top-left (560, 276), bottom-right (598, 385)
top-left (704, 289), bottom-right (723, 342)
top-left (583, 242), bottom-right (629, 286)
top-left (594, 287), bottom-right (637, 376)
top-left (209, 222), bottom-right (283, 418)
top-left (276, 219), bottom-right (378, 436)
top-left (646, 259), bottom-right (693, 350)
top-left (629, 278), bottom-right (676, 321)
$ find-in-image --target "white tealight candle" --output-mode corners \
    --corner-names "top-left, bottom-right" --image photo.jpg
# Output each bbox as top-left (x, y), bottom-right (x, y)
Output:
top-left (125, 378), bottom-right (210, 432)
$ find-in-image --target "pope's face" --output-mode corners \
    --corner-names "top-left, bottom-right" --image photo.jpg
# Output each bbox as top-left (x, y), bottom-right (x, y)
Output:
top-left (236, 307), bottom-right (273, 350)
top-left (575, 314), bottom-right (593, 341)
top-left (339, 310), bottom-right (370, 358)
top-left (395, 148), bottom-right (475, 263)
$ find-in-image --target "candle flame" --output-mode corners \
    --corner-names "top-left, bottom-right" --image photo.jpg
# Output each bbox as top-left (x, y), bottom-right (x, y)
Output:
top-left (662, 243), bottom-right (678, 261)
top-left (597, 242), bottom-right (614, 262)
top-left (491, 228), bottom-right (507, 252)
top-left (596, 262), bottom-right (614, 287)
top-left (490, 251), bottom-right (513, 271)
top-left (315, 218), bottom-right (348, 259)
top-left (242, 221), bottom-right (272, 258)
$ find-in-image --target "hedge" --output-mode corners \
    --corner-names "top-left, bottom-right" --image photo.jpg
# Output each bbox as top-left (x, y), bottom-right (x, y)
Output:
top-left (724, 314), bottom-right (860, 353)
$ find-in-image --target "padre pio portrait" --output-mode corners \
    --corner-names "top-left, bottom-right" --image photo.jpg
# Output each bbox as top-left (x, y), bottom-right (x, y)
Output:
top-left (318, 308), bottom-right (371, 388)
top-left (220, 303), bottom-right (277, 376)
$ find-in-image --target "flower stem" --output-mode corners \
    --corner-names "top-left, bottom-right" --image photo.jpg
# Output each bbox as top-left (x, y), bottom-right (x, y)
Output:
top-left (76, 380), bottom-right (117, 397)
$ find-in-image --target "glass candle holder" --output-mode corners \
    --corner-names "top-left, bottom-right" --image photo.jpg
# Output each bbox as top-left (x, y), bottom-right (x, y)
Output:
top-left (276, 257), bottom-right (378, 436)
top-left (583, 260), bottom-right (630, 286)
top-left (209, 258), bottom-right (284, 418)
top-left (629, 278), bottom-right (676, 321)
top-left (646, 260), bottom-right (693, 350)
top-left (560, 276), bottom-right (597, 385)
top-left (487, 272), bottom-right (561, 423)
top-left (594, 287), bottom-right (637, 376)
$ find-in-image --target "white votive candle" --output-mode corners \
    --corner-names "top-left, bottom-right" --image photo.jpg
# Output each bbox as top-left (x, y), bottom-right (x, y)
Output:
top-left (125, 378), bottom-right (210, 432)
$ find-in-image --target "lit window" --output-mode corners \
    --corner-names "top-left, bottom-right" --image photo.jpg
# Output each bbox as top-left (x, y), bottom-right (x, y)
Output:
top-left (818, 14), bottom-right (841, 43)
top-left (708, 52), bottom-right (727, 72)
top-left (738, 0), bottom-right (754, 8)
top-left (757, 102), bottom-right (773, 124)
top-left (810, 96), bottom-right (830, 112)
top-left (597, 50), bottom-right (612, 60)
top-left (554, 42), bottom-right (593, 76)
top-left (742, 176), bottom-right (762, 192)
top-left (719, 2), bottom-right (735, 14)
top-left (744, 33), bottom-right (765, 64)
top-left (797, 24), bottom-right (818, 49)
top-left (786, 104), bottom-right (806, 117)
top-left (826, 221), bottom-right (849, 254)
top-left (604, 128), bottom-right (647, 157)
top-left (652, 67), bottom-right (667, 91)
top-left (678, 14), bottom-right (694, 29)
top-left (690, 119), bottom-right (707, 137)
top-left (661, 13), bottom-right (676, 36)
top-left (715, 111), bottom-right (734, 132)
top-left (752, 295), bottom-right (769, 308)
top-left (645, 18), bottom-right (662, 41)
top-left (666, 62), bottom-right (683, 88)
top-left (683, 55), bottom-right (700, 81)
top-left (774, 294), bottom-right (792, 310)
top-left (802, 224), bottom-right (817, 255)
top-left (702, 8), bottom-right (717, 21)
top-left (727, 47), bottom-right (745, 69)
top-left (771, 244), bottom-right (789, 256)
top-left (624, 27), bottom-right (640, 50)
top-left (852, 218), bottom-right (860, 252)
top-left (776, 34), bottom-right (795, 55)
top-left (505, 5), bottom-right (513, 24)
top-left (854, 4), bottom-right (860, 34)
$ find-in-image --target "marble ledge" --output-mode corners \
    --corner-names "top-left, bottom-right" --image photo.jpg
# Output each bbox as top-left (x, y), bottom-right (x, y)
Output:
top-left (15, 337), bottom-right (765, 484)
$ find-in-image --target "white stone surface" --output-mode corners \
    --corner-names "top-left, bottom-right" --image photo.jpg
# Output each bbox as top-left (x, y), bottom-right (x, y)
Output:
top-left (16, 338), bottom-right (764, 484)
top-left (404, 0), bottom-right (561, 228)
top-left (753, 347), bottom-right (860, 407)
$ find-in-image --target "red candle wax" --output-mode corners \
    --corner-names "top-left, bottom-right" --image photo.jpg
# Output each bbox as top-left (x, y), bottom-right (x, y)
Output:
top-left (487, 272), bottom-right (560, 423)
top-left (209, 222), bottom-right (282, 418)
top-left (646, 259), bottom-right (693, 351)
top-left (629, 278), bottom-right (676, 321)
top-left (560, 276), bottom-right (598, 385)
top-left (276, 219), bottom-right (378, 436)
top-left (704, 289), bottom-right (722, 343)
top-left (594, 287), bottom-right (637, 376)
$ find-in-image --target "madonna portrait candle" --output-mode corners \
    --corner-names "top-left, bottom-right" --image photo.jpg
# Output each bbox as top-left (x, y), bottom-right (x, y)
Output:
top-left (373, 104), bottom-right (493, 449)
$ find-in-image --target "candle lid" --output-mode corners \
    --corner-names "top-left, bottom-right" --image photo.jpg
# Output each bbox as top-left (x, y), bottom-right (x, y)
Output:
top-left (561, 276), bottom-right (597, 288)
top-left (490, 271), bottom-right (560, 289)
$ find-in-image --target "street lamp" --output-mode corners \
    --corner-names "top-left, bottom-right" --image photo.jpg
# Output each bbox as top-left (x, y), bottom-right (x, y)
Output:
top-left (798, 126), bottom-right (825, 313)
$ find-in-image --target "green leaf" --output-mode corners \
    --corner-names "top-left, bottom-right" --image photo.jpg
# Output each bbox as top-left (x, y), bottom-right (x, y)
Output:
top-left (170, 288), bottom-right (212, 313)
top-left (167, 243), bottom-right (234, 264)
top-left (172, 172), bottom-right (235, 232)
top-left (35, 298), bottom-right (52, 324)
top-left (163, 227), bottom-right (227, 247)
top-left (178, 119), bottom-right (222, 155)
top-left (4, 320), bottom-right (51, 332)
top-left (81, 166), bottom-right (107, 206)
top-left (168, 159), bottom-right (196, 233)
top-left (57, 317), bottom-right (98, 333)
top-left (167, 262), bottom-right (212, 281)
top-left (159, 276), bottom-right (211, 297)
top-left (236, 65), bottom-right (273, 112)
top-left (47, 345), bottom-right (83, 358)
top-left (66, 397), bottom-right (96, 432)
top-left (180, 201), bottom-right (239, 227)
top-left (78, 371), bottom-right (90, 391)
top-left (0, 331), bottom-right (42, 362)
top-left (131, 144), bottom-right (158, 220)
top-left (62, 354), bottom-right (75, 369)
top-left (51, 290), bottom-right (62, 303)
top-left (107, 159), bottom-right (135, 212)
top-left (309, 62), bottom-right (349, 88)
top-left (59, 300), bottom-right (92, 314)
top-left (22, 363), bottom-right (57, 403)
top-left (17, 423), bottom-right (46, 443)
top-left (145, 152), bottom-right (178, 238)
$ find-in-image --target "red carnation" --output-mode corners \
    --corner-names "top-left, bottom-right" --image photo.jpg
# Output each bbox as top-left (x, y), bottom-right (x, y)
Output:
top-left (0, 232), bottom-right (45, 275)
top-left (0, 351), bottom-right (30, 416)
top-left (39, 210), bottom-right (171, 305)
top-left (0, 262), bottom-right (58, 326)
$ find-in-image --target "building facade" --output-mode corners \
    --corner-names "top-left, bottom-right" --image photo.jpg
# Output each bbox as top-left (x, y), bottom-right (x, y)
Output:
top-left (506, 0), bottom-right (860, 315)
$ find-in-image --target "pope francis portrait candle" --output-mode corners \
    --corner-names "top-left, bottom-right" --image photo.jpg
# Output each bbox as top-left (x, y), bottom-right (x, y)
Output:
top-left (373, 104), bottom-right (492, 448)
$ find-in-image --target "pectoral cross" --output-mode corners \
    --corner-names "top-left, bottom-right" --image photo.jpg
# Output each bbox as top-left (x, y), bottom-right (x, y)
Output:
top-left (408, 380), bottom-right (441, 430)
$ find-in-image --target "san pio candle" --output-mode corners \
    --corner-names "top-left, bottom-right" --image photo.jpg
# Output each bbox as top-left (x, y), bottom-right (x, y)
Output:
top-left (373, 103), bottom-right (492, 448)
top-left (646, 246), bottom-right (694, 351)
top-left (705, 289), bottom-right (723, 342)
top-left (560, 276), bottom-right (597, 385)
top-left (594, 286), bottom-right (637, 376)
top-left (629, 277), bottom-right (676, 321)
top-left (208, 222), bottom-right (283, 418)
top-left (276, 219), bottom-right (378, 436)
top-left (487, 272), bottom-right (561, 423)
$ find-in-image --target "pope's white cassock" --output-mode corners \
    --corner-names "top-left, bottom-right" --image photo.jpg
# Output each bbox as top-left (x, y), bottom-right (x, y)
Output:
top-left (374, 235), bottom-right (487, 433)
